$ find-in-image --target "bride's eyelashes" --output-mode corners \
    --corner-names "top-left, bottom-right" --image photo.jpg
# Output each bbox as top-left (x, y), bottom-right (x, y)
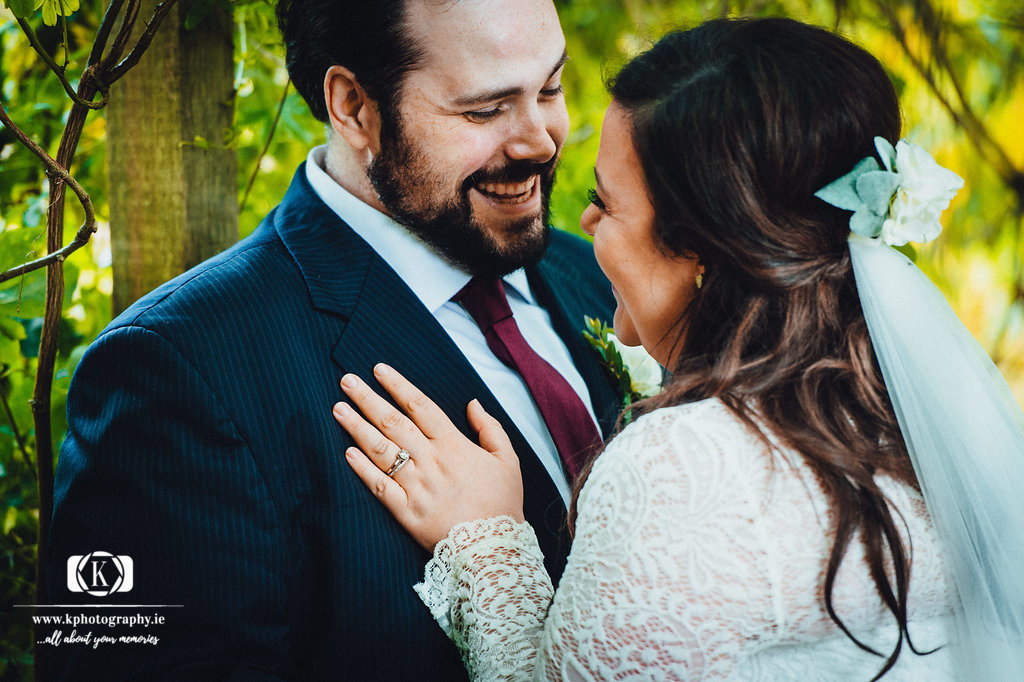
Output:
top-left (587, 187), bottom-right (606, 211)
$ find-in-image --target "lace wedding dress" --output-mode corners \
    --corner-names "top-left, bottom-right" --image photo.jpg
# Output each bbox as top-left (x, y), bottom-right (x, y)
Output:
top-left (416, 399), bottom-right (956, 680)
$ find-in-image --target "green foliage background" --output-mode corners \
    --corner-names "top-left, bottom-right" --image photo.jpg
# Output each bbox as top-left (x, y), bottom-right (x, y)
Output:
top-left (1, 0), bottom-right (1022, 675)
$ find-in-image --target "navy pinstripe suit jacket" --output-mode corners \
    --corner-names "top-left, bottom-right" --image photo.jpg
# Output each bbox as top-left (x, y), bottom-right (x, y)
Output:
top-left (41, 166), bottom-right (618, 680)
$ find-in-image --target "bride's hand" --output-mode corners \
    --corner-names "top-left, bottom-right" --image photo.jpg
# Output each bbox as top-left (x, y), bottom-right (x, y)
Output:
top-left (333, 363), bottom-right (524, 551)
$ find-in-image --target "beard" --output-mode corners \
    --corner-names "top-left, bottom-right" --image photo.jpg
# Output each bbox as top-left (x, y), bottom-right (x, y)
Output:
top-left (367, 120), bottom-right (555, 280)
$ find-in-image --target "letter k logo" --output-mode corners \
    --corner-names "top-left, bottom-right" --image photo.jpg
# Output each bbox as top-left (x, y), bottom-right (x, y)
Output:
top-left (90, 560), bottom-right (110, 587)
top-left (67, 552), bottom-right (133, 596)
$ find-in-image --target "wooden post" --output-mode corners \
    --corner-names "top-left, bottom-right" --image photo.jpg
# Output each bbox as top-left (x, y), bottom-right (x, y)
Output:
top-left (107, 0), bottom-right (237, 314)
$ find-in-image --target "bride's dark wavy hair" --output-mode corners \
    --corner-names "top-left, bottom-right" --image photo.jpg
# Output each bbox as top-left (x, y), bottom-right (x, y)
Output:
top-left (571, 18), bottom-right (928, 679)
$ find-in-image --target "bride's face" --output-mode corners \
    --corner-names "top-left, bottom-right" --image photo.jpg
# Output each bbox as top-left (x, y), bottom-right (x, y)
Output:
top-left (580, 103), bottom-right (702, 367)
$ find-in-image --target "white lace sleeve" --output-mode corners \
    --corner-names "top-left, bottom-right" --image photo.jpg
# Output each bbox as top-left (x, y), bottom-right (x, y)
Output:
top-left (415, 400), bottom-right (953, 681)
top-left (414, 515), bottom-right (553, 681)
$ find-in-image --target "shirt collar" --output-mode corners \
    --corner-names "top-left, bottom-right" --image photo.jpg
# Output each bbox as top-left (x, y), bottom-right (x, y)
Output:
top-left (305, 145), bottom-right (535, 311)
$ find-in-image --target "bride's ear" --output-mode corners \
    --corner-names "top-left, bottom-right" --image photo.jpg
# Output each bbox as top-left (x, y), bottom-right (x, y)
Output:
top-left (324, 65), bottom-right (382, 156)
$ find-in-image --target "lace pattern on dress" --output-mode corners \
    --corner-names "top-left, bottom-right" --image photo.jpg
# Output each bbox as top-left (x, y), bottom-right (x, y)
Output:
top-left (415, 516), bottom-right (553, 681)
top-left (415, 400), bottom-right (953, 681)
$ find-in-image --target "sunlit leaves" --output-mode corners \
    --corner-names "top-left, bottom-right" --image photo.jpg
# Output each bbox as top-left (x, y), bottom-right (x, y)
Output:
top-left (3, 0), bottom-right (79, 25)
top-left (1, 0), bottom-right (40, 19)
top-left (39, 0), bottom-right (77, 26)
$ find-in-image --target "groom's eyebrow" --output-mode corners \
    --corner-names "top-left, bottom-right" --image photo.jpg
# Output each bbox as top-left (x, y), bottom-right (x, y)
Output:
top-left (451, 48), bottom-right (569, 107)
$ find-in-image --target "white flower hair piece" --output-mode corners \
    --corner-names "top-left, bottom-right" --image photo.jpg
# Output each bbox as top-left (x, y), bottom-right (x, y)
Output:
top-left (814, 137), bottom-right (964, 246)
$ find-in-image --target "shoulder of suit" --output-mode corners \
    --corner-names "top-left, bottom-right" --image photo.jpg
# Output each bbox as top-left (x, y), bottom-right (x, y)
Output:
top-left (102, 221), bottom-right (297, 338)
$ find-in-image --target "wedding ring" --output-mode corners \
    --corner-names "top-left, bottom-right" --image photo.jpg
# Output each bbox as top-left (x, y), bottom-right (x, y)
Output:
top-left (385, 448), bottom-right (411, 477)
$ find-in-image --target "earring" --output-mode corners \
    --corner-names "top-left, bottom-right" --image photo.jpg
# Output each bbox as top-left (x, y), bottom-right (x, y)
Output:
top-left (695, 272), bottom-right (703, 289)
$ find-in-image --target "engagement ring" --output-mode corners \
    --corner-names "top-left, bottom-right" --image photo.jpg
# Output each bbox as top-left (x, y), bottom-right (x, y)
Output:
top-left (385, 449), bottom-right (411, 477)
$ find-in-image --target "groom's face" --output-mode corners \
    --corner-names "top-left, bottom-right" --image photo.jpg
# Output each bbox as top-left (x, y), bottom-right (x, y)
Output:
top-left (368, 0), bottom-right (569, 279)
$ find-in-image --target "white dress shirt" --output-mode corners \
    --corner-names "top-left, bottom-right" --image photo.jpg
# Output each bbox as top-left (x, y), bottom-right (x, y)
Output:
top-left (306, 146), bottom-right (599, 504)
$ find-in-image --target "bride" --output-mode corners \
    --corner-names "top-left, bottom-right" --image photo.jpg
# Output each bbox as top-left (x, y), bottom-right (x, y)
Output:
top-left (332, 17), bottom-right (1024, 681)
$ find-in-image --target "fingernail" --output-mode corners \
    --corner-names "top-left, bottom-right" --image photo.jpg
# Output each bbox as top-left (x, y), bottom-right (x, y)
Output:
top-left (374, 363), bottom-right (390, 377)
top-left (341, 374), bottom-right (358, 389)
top-left (333, 402), bottom-right (351, 417)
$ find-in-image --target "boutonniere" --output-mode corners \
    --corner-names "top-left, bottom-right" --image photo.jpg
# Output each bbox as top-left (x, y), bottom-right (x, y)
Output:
top-left (583, 316), bottom-right (663, 421)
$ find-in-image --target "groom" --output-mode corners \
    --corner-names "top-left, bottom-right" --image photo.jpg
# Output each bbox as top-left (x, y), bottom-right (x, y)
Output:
top-left (41, 0), bottom-right (618, 679)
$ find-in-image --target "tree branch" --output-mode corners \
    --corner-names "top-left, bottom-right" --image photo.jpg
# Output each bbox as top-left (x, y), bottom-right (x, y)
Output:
top-left (89, 0), bottom-right (128, 67)
top-left (30, 73), bottom-right (101, 612)
top-left (107, 0), bottom-right (180, 84)
top-left (0, 99), bottom-right (97, 285)
top-left (15, 18), bottom-right (107, 110)
top-left (60, 16), bottom-right (70, 70)
top-left (923, 9), bottom-right (1022, 186)
top-left (97, 0), bottom-right (142, 73)
top-left (0, 227), bottom-right (97, 285)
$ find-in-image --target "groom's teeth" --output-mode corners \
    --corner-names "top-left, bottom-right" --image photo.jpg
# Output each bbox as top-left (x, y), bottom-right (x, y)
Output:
top-left (477, 176), bottom-right (537, 201)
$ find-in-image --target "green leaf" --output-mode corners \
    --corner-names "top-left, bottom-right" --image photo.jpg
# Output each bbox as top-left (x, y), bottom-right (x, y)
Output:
top-left (0, 272), bottom-right (47, 319)
top-left (40, 0), bottom-right (57, 24)
top-left (37, 0), bottom-right (77, 25)
top-left (16, 318), bottom-right (42, 358)
top-left (0, 315), bottom-right (27, 342)
top-left (873, 136), bottom-right (897, 172)
top-left (2, 507), bottom-right (16, 536)
top-left (814, 157), bottom-right (880, 212)
top-left (2, 0), bottom-right (37, 18)
top-left (855, 170), bottom-right (900, 215)
top-left (850, 208), bottom-right (884, 238)
top-left (183, 135), bottom-right (211, 149)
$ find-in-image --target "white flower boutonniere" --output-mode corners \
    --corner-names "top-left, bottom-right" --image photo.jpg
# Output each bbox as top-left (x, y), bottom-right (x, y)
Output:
top-left (614, 335), bottom-right (662, 398)
top-left (583, 317), bottom-right (663, 421)
top-left (814, 137), bottom-right (964, 246)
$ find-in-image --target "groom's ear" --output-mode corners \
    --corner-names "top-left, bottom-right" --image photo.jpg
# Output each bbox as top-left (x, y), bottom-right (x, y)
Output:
top-left (324, 65), bottom-right (383, 156)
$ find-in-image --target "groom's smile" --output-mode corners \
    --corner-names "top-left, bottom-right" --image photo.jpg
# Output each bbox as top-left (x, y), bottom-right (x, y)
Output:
top-left (473, 175), bottom-right (540, 208)
top-left (464, 157), bottom-right (555, 227)
top-left (365, 0), bottom-right (569, 278)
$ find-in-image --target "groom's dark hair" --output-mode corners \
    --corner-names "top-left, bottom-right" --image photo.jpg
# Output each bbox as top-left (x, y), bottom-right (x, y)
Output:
top-left (575, 18), bottom-right (924, 681)
top-left (276, 0), bottom-right (425, 127)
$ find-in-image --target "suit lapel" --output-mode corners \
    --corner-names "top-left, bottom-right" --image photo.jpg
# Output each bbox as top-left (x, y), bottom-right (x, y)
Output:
top-left (328, 254), bottom-right (499, 444)
top-left (328, 257), bottom-right (571, 544)
top-left (272, 167), bottom-right (572, 576)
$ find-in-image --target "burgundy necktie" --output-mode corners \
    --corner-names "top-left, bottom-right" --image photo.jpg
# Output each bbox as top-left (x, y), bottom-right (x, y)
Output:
top-left (456, 277), bottom-right (601, 477)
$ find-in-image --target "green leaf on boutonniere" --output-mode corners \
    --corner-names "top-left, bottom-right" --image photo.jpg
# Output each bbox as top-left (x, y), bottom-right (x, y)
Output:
top-left (583, 316), bottom-right (664, 422)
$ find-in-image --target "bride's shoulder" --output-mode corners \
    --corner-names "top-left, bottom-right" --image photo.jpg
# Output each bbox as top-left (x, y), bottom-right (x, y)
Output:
top-left (614, 398), bottom-right (759, 448)
top-left (592, 398), bottom-right (772, 479)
